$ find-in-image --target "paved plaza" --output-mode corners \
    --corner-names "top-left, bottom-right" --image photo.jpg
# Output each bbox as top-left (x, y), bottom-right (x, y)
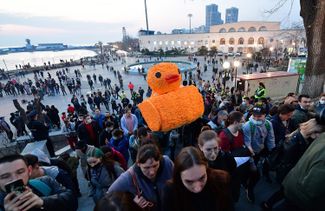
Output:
top-left (0, 56), bottom-right (280, 211)
top-left (0, 56), bottom-right (254, 122)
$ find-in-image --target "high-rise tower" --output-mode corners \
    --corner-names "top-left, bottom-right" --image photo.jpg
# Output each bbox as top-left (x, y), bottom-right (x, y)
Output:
top-left (205, 4), bottom-right (224, 32)
top-left (225, 7), bottom-right (239, 23)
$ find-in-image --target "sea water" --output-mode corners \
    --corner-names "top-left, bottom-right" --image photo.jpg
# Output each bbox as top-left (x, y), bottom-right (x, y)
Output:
top-left (0, 49), bottom-right (97, 70)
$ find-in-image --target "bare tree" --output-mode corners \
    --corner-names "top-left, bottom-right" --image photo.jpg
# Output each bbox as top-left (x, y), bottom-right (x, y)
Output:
top-left (299, 0), bottom-right (325, 97)
top-left (266, 0), bottom-right (325, 97)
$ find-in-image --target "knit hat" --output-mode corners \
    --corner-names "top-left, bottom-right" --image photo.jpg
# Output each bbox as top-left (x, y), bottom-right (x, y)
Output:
top-left (86, 147), bottom-right (104, 158)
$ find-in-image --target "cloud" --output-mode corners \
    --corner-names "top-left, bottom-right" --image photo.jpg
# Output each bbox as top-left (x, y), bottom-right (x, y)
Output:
top-left (0, 24), bottom-right (67, 35)
top-left (0, 0), bottom-right (302, 47)
top-left (0, 0), bottom-right (144, 24)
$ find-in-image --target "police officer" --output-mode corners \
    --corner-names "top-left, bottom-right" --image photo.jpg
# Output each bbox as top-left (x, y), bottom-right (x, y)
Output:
top-left (254, 82), bottom-right (266, 100)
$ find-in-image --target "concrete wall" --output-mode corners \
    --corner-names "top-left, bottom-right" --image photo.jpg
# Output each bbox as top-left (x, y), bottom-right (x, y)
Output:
top-left (244, 74), bottom-right (300, 98)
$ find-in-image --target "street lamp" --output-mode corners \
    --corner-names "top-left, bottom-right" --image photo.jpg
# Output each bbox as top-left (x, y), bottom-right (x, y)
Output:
top-left (223, 61), bottom-right (230, 69)
top-left (144, 0), bottom-right (149, 34)
top-left (234, 60), bottom-right (240, 88)
top-left (188, 14), bottom-right (193, 34)
top-left (269, 47), bottom-right (274, 60)
top-left (292, 42), bottom-right (296, 54)
top-left (222, 61), bottom-right (230, 88)
top-left (246, 53), bottom-right (252, 74)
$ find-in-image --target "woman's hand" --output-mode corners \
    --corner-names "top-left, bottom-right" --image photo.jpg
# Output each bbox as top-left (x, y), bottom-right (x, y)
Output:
top-left (133, 195), bottom-right (153, 208)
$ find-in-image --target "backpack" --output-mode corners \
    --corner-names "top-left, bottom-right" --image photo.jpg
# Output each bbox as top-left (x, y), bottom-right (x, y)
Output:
top-left (248, 120), bottom-right (271, 138)
top-left (268, 132), bottom-right (306, 182)
top-left (28, 179), bottom-right (52, 197)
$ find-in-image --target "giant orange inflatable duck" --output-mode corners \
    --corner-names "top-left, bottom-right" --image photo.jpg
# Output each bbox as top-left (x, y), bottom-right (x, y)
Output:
top-left (138, 62), bottom-right (204, 132)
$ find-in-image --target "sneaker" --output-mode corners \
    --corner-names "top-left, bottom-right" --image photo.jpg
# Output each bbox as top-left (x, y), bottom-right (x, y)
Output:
top-left (246, 188), bottom-right (255, 203)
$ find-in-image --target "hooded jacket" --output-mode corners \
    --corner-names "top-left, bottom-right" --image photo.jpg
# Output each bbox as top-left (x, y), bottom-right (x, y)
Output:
top-left (108, 156), bottom-right (174, 211)
top-left (283, 133), bottom-right (325, 211)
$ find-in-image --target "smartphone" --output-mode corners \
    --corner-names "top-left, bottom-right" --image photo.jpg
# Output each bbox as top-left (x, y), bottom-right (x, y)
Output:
top-left (5, 179), bottom-right (26, 194)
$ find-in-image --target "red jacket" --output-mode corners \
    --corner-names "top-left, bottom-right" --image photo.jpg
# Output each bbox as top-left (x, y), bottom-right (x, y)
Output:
top-left (67, 106), bottom-right (75, 114)
top-left (111, 147), bottom-right (127, 170)
top-left (128, 83), bottom-right (134, 90)
top-left (219, 130), bottom-right (245, 152)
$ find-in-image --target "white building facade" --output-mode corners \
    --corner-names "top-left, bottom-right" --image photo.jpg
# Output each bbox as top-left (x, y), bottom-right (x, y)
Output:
top-left (139, 21), bottom-right (306, 54)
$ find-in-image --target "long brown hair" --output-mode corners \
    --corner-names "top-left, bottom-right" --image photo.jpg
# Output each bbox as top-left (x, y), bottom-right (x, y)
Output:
top-left (173, 146), bottom-right (207, 185)
top-left (169, 146), bottom-right (232, 211)
top-left (136, 142), bottom-right (162, 164)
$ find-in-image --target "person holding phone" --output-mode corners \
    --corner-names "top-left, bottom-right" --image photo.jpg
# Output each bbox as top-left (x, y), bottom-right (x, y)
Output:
top-left (0, 154), bottom-right (77, 211)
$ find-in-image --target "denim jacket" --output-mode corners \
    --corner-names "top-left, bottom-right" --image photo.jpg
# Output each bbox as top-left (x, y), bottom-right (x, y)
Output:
top-left (242, 116), bottom-right (275, 154)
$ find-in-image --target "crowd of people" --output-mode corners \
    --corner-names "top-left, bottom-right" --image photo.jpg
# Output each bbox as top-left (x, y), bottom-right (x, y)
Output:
top-left (0, 55), bottom-right (325, 211)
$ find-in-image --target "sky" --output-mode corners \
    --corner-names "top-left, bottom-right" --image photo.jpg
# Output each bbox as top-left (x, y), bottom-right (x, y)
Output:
top-left (0, 0), bottom-right (302, 47)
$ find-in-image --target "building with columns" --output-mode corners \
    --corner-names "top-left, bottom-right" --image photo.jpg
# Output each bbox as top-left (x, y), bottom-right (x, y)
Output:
top-left (139, 21), bottom-right (306, 54)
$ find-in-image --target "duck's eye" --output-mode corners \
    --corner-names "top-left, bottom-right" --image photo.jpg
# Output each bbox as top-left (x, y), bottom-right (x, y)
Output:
top-left (155, 72), bottom-right (161, 78)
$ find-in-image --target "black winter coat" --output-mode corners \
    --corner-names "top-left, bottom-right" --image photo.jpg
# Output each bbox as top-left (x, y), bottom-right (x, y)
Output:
top-left (27, 120), bottom-right (49, 141)
top-left (77, 121), bottom-right (100, 146)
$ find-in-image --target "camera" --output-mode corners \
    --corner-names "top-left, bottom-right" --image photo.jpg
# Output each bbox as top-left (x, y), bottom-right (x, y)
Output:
top-left (316, 107), bottom-right (325, 125)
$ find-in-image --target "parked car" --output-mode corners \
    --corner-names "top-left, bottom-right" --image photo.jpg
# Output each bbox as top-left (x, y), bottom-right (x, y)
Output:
top-left (227, 52), bottom-right (234, 56)
top-left (217, 51), bottom-right (223, 56)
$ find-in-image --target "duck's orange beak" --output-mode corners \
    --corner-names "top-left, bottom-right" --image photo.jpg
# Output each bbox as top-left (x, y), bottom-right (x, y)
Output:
top-left (165, 74), bottom-right (180, 84)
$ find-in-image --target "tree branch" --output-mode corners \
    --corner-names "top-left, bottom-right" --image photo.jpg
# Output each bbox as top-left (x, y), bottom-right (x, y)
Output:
top-left (264, 0), bottom-right (289, 14)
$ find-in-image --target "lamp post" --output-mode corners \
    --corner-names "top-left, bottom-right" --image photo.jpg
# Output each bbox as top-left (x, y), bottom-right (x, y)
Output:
top-left (222, 61), bottom-right (230, 88)
top-left (2, 59), bottom-right (8, 71)
top-left (269, 46), bottom-right (274, 57)
top-left (265, 47), bottom-right (274, 72)
top-left (292, 42), bottom-right (296, 55)
top-left (246, 53), bottom-right (252, 74)
top-left (144, 0), bottom-right (149, 34)
top-left (188, 14), bottom-right (192, 34)
top-left (234, 60), bottom-right (240, 88)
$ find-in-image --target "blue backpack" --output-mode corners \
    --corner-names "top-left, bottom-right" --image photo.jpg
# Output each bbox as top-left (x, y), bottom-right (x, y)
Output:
top-left (28, 179), bottom-right (52, 196)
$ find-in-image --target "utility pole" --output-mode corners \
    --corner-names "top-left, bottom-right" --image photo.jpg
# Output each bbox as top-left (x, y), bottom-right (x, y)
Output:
top-left (144, 0), bottom-right (149, 34)
top-left (188, 13), bottom-right (192, 33)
